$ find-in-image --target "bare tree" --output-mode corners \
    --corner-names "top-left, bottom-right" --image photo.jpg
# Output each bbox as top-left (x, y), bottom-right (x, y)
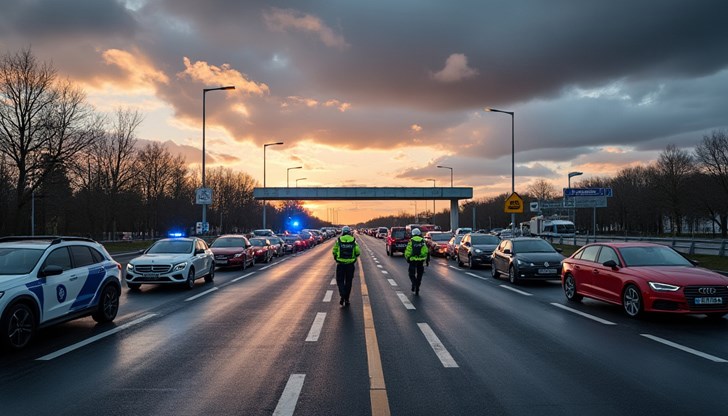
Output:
top-left (526, 178), bottom-right (559, 201)
top-left (694, 130), bottom-right (728, 237)
top-left (654, 144), bottom-right (695, 236)
top-left (0, 47), bottom-right (101, 232)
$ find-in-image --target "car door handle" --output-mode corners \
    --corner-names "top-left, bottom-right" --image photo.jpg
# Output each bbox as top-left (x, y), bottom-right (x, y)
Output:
top-left (592, 269), bottom-right (599, 275)
top-left (70, 276), bottom-right (79, 281)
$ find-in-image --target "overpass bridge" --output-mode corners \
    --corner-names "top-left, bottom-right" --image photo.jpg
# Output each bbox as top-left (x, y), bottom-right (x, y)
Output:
top-left (253, 187), bottom-right (473, 230)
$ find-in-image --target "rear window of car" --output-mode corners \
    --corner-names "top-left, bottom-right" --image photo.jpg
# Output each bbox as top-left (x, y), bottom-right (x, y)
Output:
top-left (471, 235), bottom-right (499, 245)
top-left (431, 233), bottom-right (452, 242)
top-left (212, 238), bottom-right (247, 248)
top-left (0, 248), bottom-right (44, 275)
top-left (390, 229), bottom-right (406, 239)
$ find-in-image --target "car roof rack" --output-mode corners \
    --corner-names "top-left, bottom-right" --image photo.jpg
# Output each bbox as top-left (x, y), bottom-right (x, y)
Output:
top-left (0, 236), bottom-right (96, 245)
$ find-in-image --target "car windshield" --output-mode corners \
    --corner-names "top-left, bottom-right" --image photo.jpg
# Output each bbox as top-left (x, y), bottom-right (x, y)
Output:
top-left (620, 246), bottom-right (694, 267)
top-left (269, 237), bottom-right (282, 244)
top-left (431, 233), bottom-right (452, 242)
top-left (391, 229), bottom-right (406, 239)
top-left (471, 235), bottom-right (500, 245)
top-left (0, 248), bottom-right (44, 275)
top-left (211, 238), bottom-right (246, 248)
top-left (556, 224), bottom-right (575, 234)
top-left (148, 240), bottom-right (193, 254)
top-left (250, 239), bottom-right (267, 247)
top-left (283, 236), bottom-right (300, 242)
top-left (513, 239), bottom-right (556, 253)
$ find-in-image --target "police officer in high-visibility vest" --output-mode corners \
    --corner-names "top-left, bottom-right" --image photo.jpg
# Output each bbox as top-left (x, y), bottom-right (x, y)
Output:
top-left (404, 228), bottom-right (430, 295)
top-left (332, 226), bottom-right (360, 307)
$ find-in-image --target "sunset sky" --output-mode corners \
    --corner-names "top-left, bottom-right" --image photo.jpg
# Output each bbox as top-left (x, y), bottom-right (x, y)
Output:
top-left (2, 0), bottom-right (727, 225)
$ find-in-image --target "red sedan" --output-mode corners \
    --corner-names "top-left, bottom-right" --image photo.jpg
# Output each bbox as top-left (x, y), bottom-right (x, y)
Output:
top-left (210, 235), bottom-right (255, 270)
top-left (561, 242), bottom-right (728, 319)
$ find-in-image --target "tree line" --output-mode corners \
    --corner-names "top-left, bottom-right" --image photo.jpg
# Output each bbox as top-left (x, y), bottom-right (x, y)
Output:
top-left (0, 48), bottom-right (326, 239)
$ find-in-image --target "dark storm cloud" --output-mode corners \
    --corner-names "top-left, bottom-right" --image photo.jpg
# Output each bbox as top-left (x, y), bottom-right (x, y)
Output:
top-left (0, 0), bottom-right (137, 38)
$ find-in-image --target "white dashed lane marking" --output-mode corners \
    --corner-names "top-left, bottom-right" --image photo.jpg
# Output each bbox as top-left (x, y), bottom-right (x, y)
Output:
top-left (499, 285), bottom-right (533, 296)
top-left (418, 323), bottom-right (459, 368)
top-left (396, 291), bottom-right (416, 310)
top-left (387, 279), bottom-right (398, 286)
top-left (305, 312), bottom-right (327, 342)
top-left (551, 303), bottom-right (617, 326)
top-left (273, 374), bottom-right (306, 416)
top-left (323, 290), bottom-right (333, 302)
top-left (641, 334), bottom-right (728, 363)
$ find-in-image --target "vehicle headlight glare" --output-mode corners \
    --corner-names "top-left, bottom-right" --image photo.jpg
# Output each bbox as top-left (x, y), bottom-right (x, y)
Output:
top-left (126, 264), bottom-right (134, 272)
top-left (234, 253), bottom-right (243, 258)
top-left (173, 262), bottom-right (188, 271)
top-left (648, 282), bottom-right (680, 292)
top-left (474, 249), bottom-right (482, 254)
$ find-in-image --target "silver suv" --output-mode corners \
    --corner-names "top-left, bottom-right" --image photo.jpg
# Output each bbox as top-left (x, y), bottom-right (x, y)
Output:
top-left (0, 236), bottom-right (122, 350)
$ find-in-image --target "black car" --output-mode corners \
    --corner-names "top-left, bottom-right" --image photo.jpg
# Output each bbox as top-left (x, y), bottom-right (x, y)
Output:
top-left (491, 237), bottom-right (565, 284)
top-left (456, 233), bottom-right (500, 268)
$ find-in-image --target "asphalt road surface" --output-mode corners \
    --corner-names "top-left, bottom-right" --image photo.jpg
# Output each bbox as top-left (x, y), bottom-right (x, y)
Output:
top-left (1, 233), bottom-right (728, 415)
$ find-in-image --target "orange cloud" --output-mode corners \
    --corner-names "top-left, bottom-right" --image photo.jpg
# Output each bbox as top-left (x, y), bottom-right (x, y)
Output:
top-left (179, 57), bottom-right (269, 96)
top-left (101, 48), bottom-right (169, 89)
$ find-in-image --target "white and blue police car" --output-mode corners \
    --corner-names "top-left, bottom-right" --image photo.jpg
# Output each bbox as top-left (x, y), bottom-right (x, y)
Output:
top-left (0, 236), bottom-right (122, 350)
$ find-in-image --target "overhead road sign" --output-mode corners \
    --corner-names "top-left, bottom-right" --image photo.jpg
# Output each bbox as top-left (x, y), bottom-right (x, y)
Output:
top-left (504, 192), bottom-right (524, 213)
top-left (563, 188), bottom-right (613, 197)
top-left (563, 196), bottom-right (608, 208)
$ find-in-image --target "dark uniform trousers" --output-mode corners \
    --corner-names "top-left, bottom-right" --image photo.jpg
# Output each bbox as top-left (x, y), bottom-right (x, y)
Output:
top-left (408, 260), bottom-right (425, 290)
top-left (336, 262), bottom-right (355, 301)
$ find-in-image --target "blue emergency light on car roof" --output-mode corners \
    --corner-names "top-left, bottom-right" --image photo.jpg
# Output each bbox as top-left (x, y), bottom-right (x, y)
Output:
top-left (167, 231), bottom-right (186, 238)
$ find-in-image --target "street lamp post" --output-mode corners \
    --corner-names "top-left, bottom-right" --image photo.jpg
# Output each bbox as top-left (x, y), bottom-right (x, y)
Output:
top-left (427, 178), bottom-right (436, 223)
top-left (295, 177), bottom-right (307, 187)
top-left (263, 141), bottom-right (284, 229)
top-left (436, 165), bottom-right (453, 187)
top-left (486, 107), bottom-right (515, 233)
top-left (201, 86), bottom-right (235, 234)
top-left (568, 171), bottom-right (583, 223)
top-left (287, 166), bottom-right (302, 187)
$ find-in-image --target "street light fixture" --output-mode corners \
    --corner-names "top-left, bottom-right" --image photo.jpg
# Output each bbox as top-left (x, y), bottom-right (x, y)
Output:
top-left (263, 141), bottom-right (284, 229)
top-left (201, 85), bottom-right (235, 234)
top-left (295, 177), bottom-right (307, 187)
top-left (427, 178), bottom-right (436, 223)
top-left (436, 165), bottom-right (454, 187)
top-left (486, 107), bottom-right (515, 233)
top-left (287, 166), bottom-right (302, 187)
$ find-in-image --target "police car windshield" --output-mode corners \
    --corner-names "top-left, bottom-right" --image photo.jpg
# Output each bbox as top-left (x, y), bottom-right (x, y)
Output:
top-left (148, 240), bottom-right (193, 254)
top-left (0, 248), bottom-right (44, 275)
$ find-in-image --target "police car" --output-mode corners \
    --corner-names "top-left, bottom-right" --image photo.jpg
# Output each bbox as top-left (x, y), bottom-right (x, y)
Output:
top-left (0, 236), bottom-right (122, 350)
top-left (125, 237), bottom-right (215, 291)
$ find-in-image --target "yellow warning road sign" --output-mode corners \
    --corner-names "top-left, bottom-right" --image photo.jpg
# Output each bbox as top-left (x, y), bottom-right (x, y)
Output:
top-left (504, 192), bottom-right (524, 213)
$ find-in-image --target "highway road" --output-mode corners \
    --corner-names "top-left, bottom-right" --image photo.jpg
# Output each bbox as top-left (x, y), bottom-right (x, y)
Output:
top-left (1, 233), bottom-right (727, 415)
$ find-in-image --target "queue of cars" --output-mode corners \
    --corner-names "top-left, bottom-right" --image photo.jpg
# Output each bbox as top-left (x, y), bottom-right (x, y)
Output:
top-left (377, 224), bottom-right (728, 319)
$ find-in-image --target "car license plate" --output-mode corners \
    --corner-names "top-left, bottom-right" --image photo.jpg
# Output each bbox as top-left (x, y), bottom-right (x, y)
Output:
top-left (143, 273), bottom-right (159, 279)
top-left (396, 244), bottom-right (405, 248)
top-left (694, 297), bottom-right (723, 305)
top-left (217, 259), bottom-right (228, 265)
top-left (538, 268), bottom-right (557, 274)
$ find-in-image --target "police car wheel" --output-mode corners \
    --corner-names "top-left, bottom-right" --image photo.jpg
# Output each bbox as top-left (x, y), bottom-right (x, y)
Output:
top-left (1, 302), bottom-right (36, 350)
top-left (204, 264), bottom-right (215, 283)
top-left (185, 268), bottom-right (196, 290)
top-left (92, 284), bottom-right (120, 323)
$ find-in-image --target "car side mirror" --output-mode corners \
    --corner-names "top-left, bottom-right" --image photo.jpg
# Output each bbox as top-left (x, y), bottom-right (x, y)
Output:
top-left (603, 259), bottom-right (619, 268)
top-left (246, 244), bottom-right (251, 249)
top-left (39, 265), bottom-right (64, 277)
top-left (195, 248), bottom-right (205, 254)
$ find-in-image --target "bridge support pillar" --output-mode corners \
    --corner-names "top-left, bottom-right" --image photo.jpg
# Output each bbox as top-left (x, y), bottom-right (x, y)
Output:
top-left (450, 199), bottom-right (459, 231)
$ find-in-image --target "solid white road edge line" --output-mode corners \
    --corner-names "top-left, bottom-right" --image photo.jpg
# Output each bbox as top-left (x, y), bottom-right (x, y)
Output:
top-left (185, 287), bottom-right (219, 302)
top-left (273, 373), bottom-right (306, 416)
top-left (641, 334), bottom-right (728, 363)
top-left (232, 272), bottom-right (255, 282)
top-left (396, 291), bottom-right (416, 310)
top-left (417, 323), bottom-right (459, 368)
top-left (305, 312), bottom-right (327, 342)
top-left (37, 313), bottom-right (157, 361)
top-left (323, 290), bottom-right (333, 302)
top-left (550, 303), bottom-right (617, 325)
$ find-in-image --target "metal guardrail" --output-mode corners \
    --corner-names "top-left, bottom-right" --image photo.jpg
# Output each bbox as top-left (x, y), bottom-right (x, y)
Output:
top-left (547, 235), bottom-right (728, 257)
